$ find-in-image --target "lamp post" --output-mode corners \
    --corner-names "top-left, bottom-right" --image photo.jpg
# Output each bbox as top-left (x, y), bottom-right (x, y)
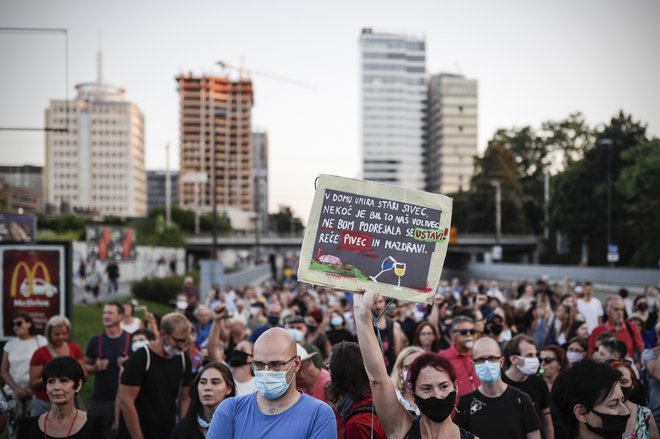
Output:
top-left (490, 180), bottom-right (502, 261)
top-left (598, 138), bottom-right (615, 266)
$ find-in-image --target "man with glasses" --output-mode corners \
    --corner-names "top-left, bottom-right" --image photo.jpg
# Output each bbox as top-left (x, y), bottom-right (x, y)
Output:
top-left (118, 313), bottom-right (193, 439)
top-left (502, 335), bottom-right (554, 439)
top-left (455, 337), bottom-right (541, 439)
top-left (440, 315), bottom-right (481, 396)
top-left (208, 327), bottom-right (336, 439)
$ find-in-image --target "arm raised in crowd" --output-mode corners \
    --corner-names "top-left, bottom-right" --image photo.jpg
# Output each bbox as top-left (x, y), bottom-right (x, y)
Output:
top-left (207, 306), bottom-right (228, 363)
top-left (354, 290), bottom-right (413, 439)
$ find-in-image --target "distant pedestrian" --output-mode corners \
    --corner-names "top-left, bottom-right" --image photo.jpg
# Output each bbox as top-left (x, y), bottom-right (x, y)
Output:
top-left (84, 263), bottom-right (103, 307)
top-left (106, 261), bottom-right (120, 295)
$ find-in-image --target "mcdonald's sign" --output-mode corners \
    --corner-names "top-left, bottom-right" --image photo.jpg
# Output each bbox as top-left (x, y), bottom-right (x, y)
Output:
top-left (10, 261), bottom-right (56, 298)
top-left (1, 242), bottom-right (71, 339)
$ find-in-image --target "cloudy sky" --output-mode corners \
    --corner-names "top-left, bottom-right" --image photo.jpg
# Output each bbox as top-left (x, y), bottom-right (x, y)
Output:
top-left (1, 0), bottom-right (658, 222)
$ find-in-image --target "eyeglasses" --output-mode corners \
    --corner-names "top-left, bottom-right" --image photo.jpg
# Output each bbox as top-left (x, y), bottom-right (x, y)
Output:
top-left (168, 333), bottom-right (190, 347)
top-left (452, 328), bottom-right (477, 336)
top-left (473, 356), bottom-right (501, 364)
top-left (251, 356), bottom-right (297, 372)
top-left (540, 357), bottom-right (557, 365)
top-left (605, 358), bottom-right (633, 367)
top-left (419, 331), bottom-right (435, 336)
top-left (12, 321), bottom-right (24, 327)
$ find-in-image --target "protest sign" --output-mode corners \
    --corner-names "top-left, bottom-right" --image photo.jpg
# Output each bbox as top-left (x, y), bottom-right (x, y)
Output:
top-left (298, 175), bottom-right (452, 304)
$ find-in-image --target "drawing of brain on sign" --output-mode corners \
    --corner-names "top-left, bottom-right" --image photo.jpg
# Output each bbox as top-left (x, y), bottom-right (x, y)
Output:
top-left (298, 175), bottom-right (453, 304)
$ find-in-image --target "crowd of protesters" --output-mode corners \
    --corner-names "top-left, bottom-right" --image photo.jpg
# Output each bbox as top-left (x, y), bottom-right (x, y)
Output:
top-left (2, 266), bottom-right (660, 439)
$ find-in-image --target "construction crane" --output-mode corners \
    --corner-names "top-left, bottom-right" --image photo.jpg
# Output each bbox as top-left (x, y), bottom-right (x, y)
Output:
top-left (217, 59), bottom-right (316, 90)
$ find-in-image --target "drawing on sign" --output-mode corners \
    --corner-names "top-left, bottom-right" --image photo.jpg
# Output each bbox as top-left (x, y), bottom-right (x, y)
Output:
top-left (370, 256), bottom-right (396, 282)
top-left (394, 261), bottom-right (406, 289)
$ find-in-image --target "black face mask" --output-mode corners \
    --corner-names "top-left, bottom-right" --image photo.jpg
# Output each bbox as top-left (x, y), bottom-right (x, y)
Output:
top-left (620, 386), bottom-right (633, 401)
top-left (413, 391), bottom-right (456, 423)
top-left (228, 350), bottom-right (250, 367)
top-left (489, 323), bottom-right (504, 336)
top-left (306, 324), bottom-right (317, 333)
top-left (585, 409), bottom-right (630, 439)
top-left (267, 315), bottom-right (280, 327)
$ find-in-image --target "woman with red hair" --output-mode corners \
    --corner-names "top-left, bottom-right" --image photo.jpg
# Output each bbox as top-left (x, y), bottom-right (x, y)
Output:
top-left (354, 290), bottom-right (475, 439)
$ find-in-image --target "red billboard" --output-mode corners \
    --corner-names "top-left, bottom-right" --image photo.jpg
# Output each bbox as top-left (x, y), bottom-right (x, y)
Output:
top-left (1, 242), bottom-right (71, 338)
top-left (86, 226), bottom-right (137, 261)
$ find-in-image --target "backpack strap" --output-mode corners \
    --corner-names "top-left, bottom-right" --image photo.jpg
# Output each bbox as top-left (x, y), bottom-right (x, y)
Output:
top-left (345, 403), bottom-right (375, 423)
top-left (143, 345), bottom-right (151, 372)
top-left (123, 331), bottom-right (130, 356)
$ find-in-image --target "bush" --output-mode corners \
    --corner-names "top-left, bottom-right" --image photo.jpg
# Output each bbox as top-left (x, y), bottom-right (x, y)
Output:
top-left (131, 275), bottom-right (186, 304)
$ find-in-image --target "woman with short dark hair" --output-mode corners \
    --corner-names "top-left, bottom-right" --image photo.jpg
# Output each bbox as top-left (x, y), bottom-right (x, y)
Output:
top-left (552, 358), bottom-right (630, 438)
top-left (326, 342), bottom-right (386, 438)
top-left (18, 357), bottom-right (102, 438)
top-left (170, 362), bottom-right (236, 439)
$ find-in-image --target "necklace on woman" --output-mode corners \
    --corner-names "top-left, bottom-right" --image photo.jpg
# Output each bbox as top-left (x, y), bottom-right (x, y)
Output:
top-left (44, 408), bottom-right (78, 439)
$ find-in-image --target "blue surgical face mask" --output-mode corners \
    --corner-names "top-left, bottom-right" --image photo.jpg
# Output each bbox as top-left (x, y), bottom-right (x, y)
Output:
top-left (475, 361), bottom-right (501, 385)
top-left (287, 328), bottom-right (304, 342)
top-left (254, 360), bottom-right (296, 400)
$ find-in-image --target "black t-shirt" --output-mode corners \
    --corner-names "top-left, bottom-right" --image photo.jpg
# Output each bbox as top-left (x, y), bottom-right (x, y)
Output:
top-left (118, 346), bottom-right (193, 439)
top-left (501, 372), bottom-right (551, 425)
top-left (85, 331), bottom-right (130, 401)
top-left (325, 328), bottom-right (354, 345)
top-left (455, 386), bottom-right (541, 439)
top-left (18, 414), bottom-right (104, 439)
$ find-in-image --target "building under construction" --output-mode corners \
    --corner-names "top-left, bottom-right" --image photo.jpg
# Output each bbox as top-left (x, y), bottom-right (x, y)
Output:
top-left (176, 74), bottom-right (254, 228)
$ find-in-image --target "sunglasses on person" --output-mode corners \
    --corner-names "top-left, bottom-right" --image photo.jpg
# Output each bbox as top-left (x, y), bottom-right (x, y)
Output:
top-left (452, 328), bottom-right (477, 336)
top-left (604, 358), bottom-right (633, 367)
top-left (12, 321), bottom-right (24, 327)
top-left (540, 357), bottom-right (557, 365)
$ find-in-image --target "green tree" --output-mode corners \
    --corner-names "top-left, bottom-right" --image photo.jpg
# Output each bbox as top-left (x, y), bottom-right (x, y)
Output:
top-left (466, 142), bottom-right (528, 234)
top-left (550, 111), bottom-right (648, 265)
top-left (617, 139), bottom-right (660, 266)
top-left (270, 205), bottom-right (304, 233)
top-left (131, 214), bottom-right (186, 247)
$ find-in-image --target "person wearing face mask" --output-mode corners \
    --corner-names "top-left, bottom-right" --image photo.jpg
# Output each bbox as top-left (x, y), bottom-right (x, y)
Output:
top-left (170, 362), bottom-right (236, 439)
top-left (249, 302), bottom-right (282, 343)
top-left (565, 337), bottom-right (589, 365)
top-left (207, 327), bottom-right (336, 439)
top-left (609, 360), bottom-right (660, 439)
top-left (228, 341), bottom-right (256, 396)
top-left (353, 290), bottom-right (474, 439)
top-left (285, 315), bottom-right (325, 370)
top-left (455, 337), bottom-right (541, 439)
top-left (484, 313), bottom-right (507, 349)
top-left (502, 335), bottom-right (554, 439)
top-left (552, 358), bottom-right (630, 439)
top-left (325, 312), bottom-right (354, 345)
top-left (118, 313), bottom-right (193, 439)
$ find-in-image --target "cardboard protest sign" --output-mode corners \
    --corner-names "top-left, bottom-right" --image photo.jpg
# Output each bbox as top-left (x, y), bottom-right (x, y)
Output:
top-left (298, 175), bottom-right (452, 304)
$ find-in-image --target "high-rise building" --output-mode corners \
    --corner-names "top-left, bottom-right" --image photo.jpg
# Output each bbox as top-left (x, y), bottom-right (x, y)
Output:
top-left (147, 170), bottom-right (179, 211)
top-left (252, 131), bottom-right (268, 234)
top-left (426, 73), bottom-right (478, 194)
top-left (176, 74), bottom-right (254, 228)
top-left (360, 28), bottom-right (426, 190)
top-left (43, 65), bottom-right (146, 217)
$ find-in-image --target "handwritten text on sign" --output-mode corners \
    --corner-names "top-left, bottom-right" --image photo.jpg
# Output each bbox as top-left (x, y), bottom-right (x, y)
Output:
top-left (311, 189), bottom-right (445, 291)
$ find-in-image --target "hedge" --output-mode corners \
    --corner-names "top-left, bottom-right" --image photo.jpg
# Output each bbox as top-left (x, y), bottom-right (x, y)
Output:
top-left (131, 273), bottom-right (198, 305)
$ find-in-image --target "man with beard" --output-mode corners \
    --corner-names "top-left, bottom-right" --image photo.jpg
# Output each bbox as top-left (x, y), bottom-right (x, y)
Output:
top-left (440, 316), bottom-right (481, 396)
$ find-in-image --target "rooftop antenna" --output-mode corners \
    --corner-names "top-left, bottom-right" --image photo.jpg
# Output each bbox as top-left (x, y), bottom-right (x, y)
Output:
top-left (97, 30), bottom-right (103, 84)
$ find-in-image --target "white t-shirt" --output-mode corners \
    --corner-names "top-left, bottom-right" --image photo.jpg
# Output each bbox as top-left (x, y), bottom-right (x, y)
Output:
top-left (234, 376), bottom-right (257, 396)
top-left (3, 335), bottom-right (48, 389)
top-left (120, 317), bottom-right (142, 334)
top-left (577, 297), bottom-right (604, 334)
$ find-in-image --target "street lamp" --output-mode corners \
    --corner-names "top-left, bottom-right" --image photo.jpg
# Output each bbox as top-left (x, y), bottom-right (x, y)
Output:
top-left (490, 180), bottom-right (502, 261)
top-left (598, 138), bottom-right (616, 266)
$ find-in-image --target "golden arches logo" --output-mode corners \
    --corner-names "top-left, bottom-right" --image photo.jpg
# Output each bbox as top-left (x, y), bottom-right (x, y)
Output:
top-left (10, 261), bottom-right (51, 298)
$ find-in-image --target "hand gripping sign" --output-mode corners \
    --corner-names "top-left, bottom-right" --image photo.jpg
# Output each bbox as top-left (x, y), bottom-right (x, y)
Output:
top-left (298, 175), bottom-right (453, 304)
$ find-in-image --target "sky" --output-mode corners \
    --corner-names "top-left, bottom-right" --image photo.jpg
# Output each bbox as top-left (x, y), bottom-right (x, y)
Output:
top-left (1, 0), bottom-right (659, 223)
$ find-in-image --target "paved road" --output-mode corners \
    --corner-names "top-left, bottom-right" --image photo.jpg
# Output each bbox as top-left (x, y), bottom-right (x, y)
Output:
top-left (73, 280), bottom-right (133, 305)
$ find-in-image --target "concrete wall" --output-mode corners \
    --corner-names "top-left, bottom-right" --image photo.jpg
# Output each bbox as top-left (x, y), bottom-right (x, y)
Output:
top-left (72, 241), bottom-right (185, 282)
